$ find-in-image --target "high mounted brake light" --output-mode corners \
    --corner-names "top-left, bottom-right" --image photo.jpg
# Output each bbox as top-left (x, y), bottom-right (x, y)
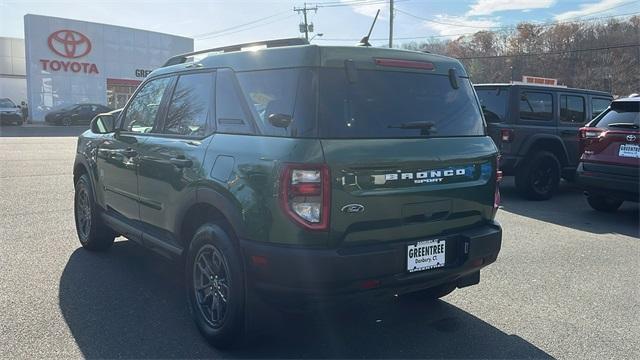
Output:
top-left (374, 58), bottom-right (435, 70)
top-left (279, 164), bottom-right (330, 231)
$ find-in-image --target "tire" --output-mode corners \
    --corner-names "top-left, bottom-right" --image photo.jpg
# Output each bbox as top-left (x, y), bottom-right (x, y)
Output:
top-left (186, 223), bottom-right (245, 349)
top-left (74, 174), bottom-right (116, 251)
top-left (16, 119), bottom-right (23, 126)
top-left (515, 151), bottom-right (561, 201)
top-left (586, 194), bottom-right (623, 212)
top-left (403, 282), bottom-right (457, 301)
top-left (62, 117), bottom-right (72, 126)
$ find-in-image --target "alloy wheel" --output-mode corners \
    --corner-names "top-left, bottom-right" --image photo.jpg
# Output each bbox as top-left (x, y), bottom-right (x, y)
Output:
top-left (193, 244), bottom-right (231, 329)
top-left (75, 187), bottom-right (92, 239)
top-left (531, 162), bottom-right (555, 194)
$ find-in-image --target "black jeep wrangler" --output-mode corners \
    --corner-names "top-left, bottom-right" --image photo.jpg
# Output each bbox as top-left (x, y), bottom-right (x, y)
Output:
top-left (475, 83), bottom-right (612, 200)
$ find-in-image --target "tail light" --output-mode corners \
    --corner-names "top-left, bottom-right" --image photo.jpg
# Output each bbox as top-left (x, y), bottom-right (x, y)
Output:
top-left (578, 127), bottom-right (604, 139)
top-left (279, 164), bottom-right (330, 231)
top-left (500, 129), bottom-right (514, 143)
top-left (492, 159), bottom-right (502, 218)
top-left (578, 127), bottom-right (606, 156)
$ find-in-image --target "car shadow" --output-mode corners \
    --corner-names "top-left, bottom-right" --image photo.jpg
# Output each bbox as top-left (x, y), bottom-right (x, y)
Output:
top-left (499, 177), bottom-right (639, 238)
top-left (0, 125), bottom-right (87, 137)
top-left (60, 241), bottom-right (551, 359)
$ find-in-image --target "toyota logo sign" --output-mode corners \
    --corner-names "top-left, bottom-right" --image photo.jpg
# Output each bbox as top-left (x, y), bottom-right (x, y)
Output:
top-left (627, 135), bottom-right (637, 142)
top-left (47, 30), bottom-right (92, 59)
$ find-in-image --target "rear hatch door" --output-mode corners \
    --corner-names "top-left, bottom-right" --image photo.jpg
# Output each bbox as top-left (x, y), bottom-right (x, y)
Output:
top-left (323, 137), bottom-right (498, 247)
top-left (317, 64), bottom-right (498, 248)
top-left (582, 100), bottom-right (640, 169)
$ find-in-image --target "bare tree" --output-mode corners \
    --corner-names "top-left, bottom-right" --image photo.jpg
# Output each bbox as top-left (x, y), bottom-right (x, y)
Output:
top-left (402, 16), bottom-right (640, 96)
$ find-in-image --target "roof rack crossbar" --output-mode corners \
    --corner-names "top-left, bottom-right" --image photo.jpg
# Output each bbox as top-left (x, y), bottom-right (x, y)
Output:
top-left (162, 37), bottom-right (309, 67)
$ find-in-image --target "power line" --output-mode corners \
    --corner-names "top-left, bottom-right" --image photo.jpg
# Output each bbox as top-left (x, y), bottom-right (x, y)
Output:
top-left (457, 43), bottom-right (640, 60)
top-left (192, 10), bottom-right (290, 39)
top-left (317, 0), bottom-right (404, 8)
top-left (395, 7), bottom-right (640, 31)
top-left (316, 11), bottom-right (640, 41)
top-left (196, 14), bottom-right (296, 40)
top-left (555, 0), bottom-right (640, 21)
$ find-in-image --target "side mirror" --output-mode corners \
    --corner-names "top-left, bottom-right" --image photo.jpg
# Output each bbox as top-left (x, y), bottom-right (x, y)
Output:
top-left (268, 113), bottom-right (293, 128)
top-left (90, 115), bottom-right (115, 134)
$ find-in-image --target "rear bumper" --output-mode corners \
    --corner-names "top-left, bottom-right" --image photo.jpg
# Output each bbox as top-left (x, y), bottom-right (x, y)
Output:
top-left (576, 162), bottom-right (639, 201)
top-left (241, 221), bottom-right (502, 305)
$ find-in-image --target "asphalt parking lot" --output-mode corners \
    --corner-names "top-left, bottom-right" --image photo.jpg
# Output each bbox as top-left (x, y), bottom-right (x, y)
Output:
top-left (1, 125), bottom-right (638, 359)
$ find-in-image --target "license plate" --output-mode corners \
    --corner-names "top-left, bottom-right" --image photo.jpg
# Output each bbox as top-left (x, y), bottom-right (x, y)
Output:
top-left (619, 144), bottom-right (640, 158)
top-left (407, 239), bottom-right (446, 273)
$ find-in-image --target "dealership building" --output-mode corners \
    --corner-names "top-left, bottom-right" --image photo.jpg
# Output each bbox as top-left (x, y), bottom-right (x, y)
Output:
top-left (0, 14), bottom-right (193, 122)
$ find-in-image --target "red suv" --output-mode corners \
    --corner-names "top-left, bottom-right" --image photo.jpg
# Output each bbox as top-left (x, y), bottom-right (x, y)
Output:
top-left (577, 96), bottom-right (639, 212)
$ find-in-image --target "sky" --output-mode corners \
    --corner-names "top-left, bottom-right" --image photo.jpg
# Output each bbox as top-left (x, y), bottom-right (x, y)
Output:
top-left (0, 0), bottom-right (638, 49)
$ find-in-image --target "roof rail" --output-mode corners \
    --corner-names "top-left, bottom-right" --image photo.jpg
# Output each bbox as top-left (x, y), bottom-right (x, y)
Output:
top-left (162, 38), bottom-right (309, 67)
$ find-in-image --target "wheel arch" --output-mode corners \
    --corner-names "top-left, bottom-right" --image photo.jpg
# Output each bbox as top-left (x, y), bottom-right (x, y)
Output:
top-left (73, 154), bottom-right (104, 208)
top-left (178, 187), bottom-right (246, 253)
top-left (73, 161), bottom-right (88, 186)
top-left (520, 135), bottom-right (569, 166)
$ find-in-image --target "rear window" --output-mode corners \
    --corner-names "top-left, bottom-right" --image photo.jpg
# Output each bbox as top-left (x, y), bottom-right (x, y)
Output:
top-left (318, 69), bottom-right (484, 138)
top-left (236, 69), bottom-right (316, 137)
top-left (593, 101), bottom-right (640, 129)
top-left (0, 99), bottom-right (16, 108)
top-left (476, 87), bottom-right (508, 123)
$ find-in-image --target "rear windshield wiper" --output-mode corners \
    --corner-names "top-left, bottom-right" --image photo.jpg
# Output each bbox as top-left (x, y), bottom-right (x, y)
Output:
top-left (388, 121), bottom-right (437, 136)
top-left (608, 123), bottom-right (639, 129)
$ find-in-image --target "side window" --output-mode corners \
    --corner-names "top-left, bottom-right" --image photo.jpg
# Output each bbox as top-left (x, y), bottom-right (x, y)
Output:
top-left (560, 95), bottom-right (585, 124)
top-left (592, 98), bottom-right (611, 119)
top-left (164, 72), bottom-right (214, 137)
top-left (122, 77), bottom-right (172, 133)
top-left (215, 69), bottom-right (254, 134)
top-left (519, 91), bottom-right (553, 121)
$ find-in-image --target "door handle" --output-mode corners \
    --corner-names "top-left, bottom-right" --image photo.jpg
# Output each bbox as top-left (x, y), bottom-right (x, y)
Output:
top-left (170, 157), bottom-right (193, 168)
top-left (122, 148), bottom-right (138, 157)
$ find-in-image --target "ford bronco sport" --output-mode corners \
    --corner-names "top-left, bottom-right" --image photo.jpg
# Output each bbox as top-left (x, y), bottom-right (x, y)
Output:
top-left (475, 83), bottom-right (612, 200)
top-left (73, 39), bottom-right (502, 348)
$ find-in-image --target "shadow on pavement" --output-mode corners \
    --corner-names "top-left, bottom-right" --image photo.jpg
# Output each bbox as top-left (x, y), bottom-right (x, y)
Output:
top-left (499, 177), bottom-right (639, 238)
top-left (0, 124), bottom-right (87, 137)
top-left (60, 241), bottom-right (551, 359)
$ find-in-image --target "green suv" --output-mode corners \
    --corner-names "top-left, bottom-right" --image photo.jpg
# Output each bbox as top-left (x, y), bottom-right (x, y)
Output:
top-left (73, 39), bottom-right (502, 348)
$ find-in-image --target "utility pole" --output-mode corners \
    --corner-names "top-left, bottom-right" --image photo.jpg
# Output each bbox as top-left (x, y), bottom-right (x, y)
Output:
top-left (294, 3), bottom-right (318, 41)
top-left (389, 0), bottom-right (394, 48)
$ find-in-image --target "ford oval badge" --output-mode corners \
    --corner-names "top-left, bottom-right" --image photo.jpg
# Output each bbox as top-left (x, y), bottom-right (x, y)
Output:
top-left (341, 204), bottom-right (365, 213)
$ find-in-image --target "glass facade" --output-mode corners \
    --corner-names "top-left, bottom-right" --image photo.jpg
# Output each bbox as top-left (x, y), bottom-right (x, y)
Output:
top-left (23, 14), bottom-right (193, 121)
